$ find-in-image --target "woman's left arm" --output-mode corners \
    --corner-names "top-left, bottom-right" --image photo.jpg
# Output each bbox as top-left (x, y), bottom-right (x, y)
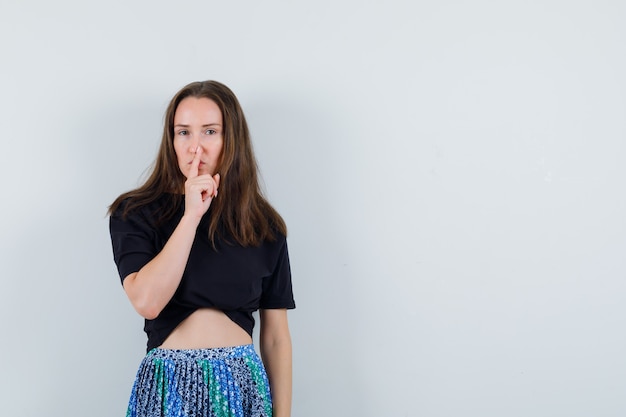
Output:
top-left (259, 309), bottom-right (292, 417)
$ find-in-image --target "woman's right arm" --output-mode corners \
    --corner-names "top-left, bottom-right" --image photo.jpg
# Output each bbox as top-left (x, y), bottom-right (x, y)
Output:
top-left (123, 148), bottom-right (219, 319)
top-left (122, 214), bottom-right (201, 319)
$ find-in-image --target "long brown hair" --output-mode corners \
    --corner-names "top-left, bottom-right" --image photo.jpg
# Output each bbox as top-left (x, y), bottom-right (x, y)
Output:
top-left (109, 80), bottom-right (286, 246)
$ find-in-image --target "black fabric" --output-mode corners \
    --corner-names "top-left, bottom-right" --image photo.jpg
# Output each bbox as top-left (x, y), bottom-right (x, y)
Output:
top-left (109, 194), bottom-right (295, 352)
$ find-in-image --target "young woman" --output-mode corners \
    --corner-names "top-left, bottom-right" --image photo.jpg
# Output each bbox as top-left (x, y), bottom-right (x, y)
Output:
top-left (109, 80), bottom-right (295, 417)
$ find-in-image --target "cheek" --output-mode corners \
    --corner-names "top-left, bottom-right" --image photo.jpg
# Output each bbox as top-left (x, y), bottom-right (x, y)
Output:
top-left (214, 139), bottom-right (224, 156)
top-left (173, 144), bottom-right (187, 173)
top-left (213, 143), bottom-right (224, 165)
top-left (173, 142), bottom-right (184, 161)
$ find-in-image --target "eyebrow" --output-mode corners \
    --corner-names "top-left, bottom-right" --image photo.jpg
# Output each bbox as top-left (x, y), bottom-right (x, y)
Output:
top-left (174, 123), bottom-right (222, 128)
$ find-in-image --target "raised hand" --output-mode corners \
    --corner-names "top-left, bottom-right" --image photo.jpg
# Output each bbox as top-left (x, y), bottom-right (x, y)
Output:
top-left (184, 147), bottom-right (221, 221)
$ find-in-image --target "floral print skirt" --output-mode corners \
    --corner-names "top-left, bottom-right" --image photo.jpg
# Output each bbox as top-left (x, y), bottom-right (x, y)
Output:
top-left (126, 344), bottom-right (272, 417)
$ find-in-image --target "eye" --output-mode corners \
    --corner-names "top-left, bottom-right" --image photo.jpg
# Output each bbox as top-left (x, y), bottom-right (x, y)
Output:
top-left (205, 129), bottom-right (217, 135)
top-left (177, 130), bottom-right (188, 136)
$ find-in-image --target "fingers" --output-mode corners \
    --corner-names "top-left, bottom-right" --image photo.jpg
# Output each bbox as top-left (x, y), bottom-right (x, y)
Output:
top-left (186, 174), bottom-right (220, 202)
top-left (188, 147), bottom-right (202, 178)
top-left (202, 174), bottom-right (219, 200)
top-left (183, 155), bottom-right (220, 220)
top-left (212, 174), bottom-right (220, 198)
top-left (184, 175), bottom-right (217, 219)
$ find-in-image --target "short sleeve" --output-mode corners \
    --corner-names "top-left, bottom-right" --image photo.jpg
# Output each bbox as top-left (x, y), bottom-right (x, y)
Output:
top-left (109, 207), bottom-right (158, 284)
top-left (259, 239), bottom-right (296, 309)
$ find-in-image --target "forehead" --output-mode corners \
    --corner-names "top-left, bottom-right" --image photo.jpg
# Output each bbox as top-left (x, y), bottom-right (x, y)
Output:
top-left (174, 97), bottom-right (222, 123)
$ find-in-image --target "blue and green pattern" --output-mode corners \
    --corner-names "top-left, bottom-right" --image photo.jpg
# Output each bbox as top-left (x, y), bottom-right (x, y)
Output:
top-left (243, 355), bottom-right (272, 417)
top-left (126, 345), bottom-right (272, 417)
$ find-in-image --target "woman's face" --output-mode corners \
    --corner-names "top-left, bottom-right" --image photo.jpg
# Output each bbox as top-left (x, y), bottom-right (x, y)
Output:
top-left (173, 97), bottom-right (224, 178)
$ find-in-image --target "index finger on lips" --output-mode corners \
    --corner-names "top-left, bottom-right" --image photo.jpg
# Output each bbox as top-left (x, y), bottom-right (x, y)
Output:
top-left (188, 147), bottom-right (202, 178)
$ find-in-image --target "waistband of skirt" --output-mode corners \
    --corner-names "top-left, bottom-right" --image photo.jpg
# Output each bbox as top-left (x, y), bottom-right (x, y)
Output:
top-left (147, 343), bottom-right (257, 361)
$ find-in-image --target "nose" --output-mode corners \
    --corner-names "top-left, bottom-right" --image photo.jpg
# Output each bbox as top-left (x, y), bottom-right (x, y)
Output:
top-left (189, 137), bottom-right (200, 153)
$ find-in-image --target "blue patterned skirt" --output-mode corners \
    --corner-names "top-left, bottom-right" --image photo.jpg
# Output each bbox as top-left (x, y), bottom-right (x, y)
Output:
top-left (126, 344), bottom-right (273, 417)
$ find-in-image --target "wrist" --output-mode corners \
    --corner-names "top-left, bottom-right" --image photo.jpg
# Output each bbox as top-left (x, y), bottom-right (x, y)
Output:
top-left (179, 213), bottom-right (203, 229)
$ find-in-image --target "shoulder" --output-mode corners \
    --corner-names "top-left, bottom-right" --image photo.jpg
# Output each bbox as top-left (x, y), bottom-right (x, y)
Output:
top-left (265, 225), bottom-right (287, 249)
top-left (259, 229), bottom-right (289, 264)
top-left (110, 194), bottom-right (182, 237)
top-left (111, 193), bottom-right (177, 219)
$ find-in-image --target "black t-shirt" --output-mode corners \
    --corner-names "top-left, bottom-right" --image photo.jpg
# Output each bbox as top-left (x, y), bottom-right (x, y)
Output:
top-left (109, 194), bottom-right (295, 352)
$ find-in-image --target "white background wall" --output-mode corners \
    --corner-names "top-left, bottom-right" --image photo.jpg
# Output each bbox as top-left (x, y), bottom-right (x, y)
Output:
top-left (1, 1), bottom-right (625, 416)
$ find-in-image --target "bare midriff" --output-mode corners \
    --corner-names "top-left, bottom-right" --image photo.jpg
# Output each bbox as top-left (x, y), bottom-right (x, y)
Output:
top-left (159, 307), bottom-right (252, 349)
